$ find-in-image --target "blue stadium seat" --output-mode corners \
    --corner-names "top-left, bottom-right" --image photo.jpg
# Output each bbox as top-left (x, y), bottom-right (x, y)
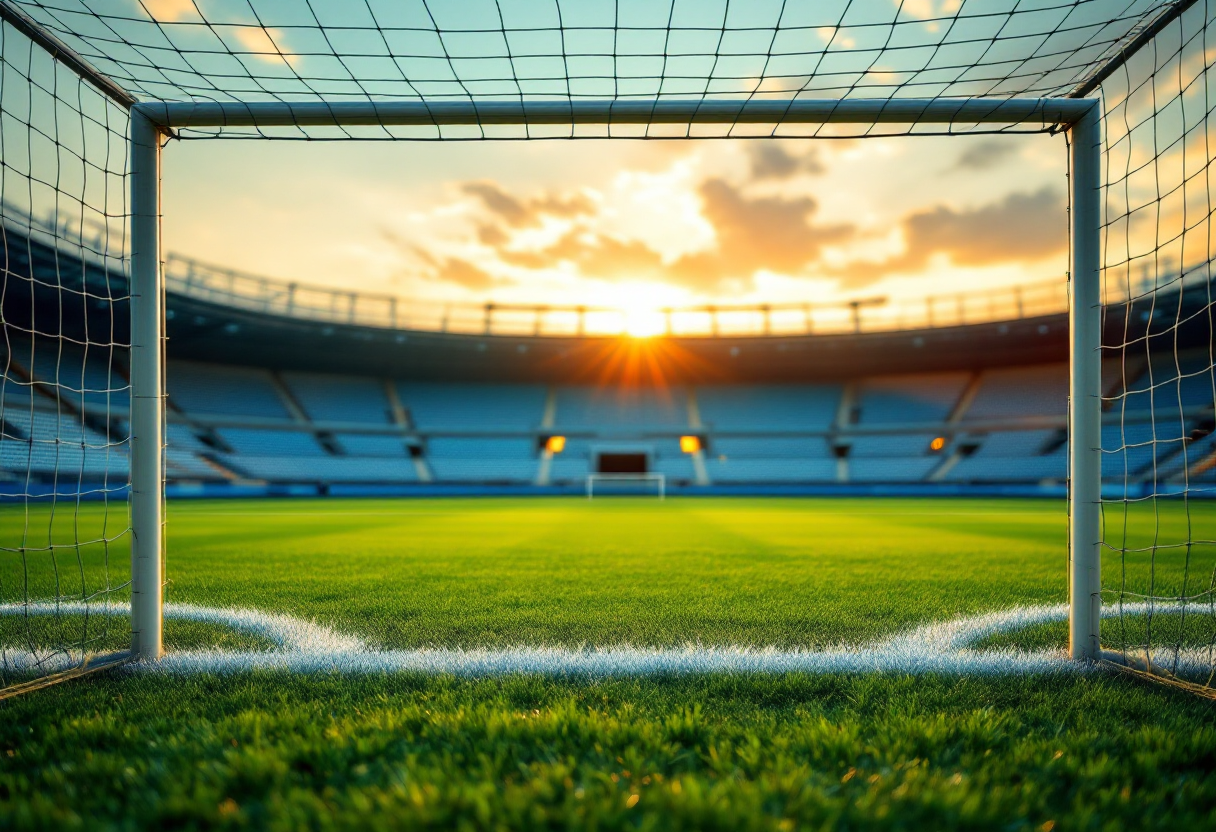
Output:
top-left (857, 373), bottom-right (969, 423)
top-left (849, 457), bottom-right (938, 482)
top-left (169, 361), bottom-right (289, 419)
top-left (698, 384), bottom-right (841, 430)
top-left (947, 454), bottom-right (1066, 482)
top-left (428, 458), bottom-right (537, 483)
top-left (218, 428), bottom-right (324, 456)
top-left (399, 383), bottom-right (546, 430)
top-left (555, 386), bottom-right (688, 429)
top-left (847, 434), bottom-right (938, 458)
top-left (964, 364), bottom-right (1068, 420)
top-left (335, 434), bottom-right (409, 456)
top-left (427, 437), bottom-right (535, 458)
top-left (707, 457), bottom-right (836, 483)
top-left (222, 455), bottom-right (417, 483)
top-left (284, 372), bottom-right (392, 424)
top-left (712, 436), bottom-right (830, 458)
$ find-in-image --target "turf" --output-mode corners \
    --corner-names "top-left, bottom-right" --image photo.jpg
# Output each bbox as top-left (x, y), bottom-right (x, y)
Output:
top-left (3, 496), bottom-right (1216, 829)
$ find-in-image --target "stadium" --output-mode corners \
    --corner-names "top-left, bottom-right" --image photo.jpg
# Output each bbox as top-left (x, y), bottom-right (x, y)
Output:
top-left (6, 204), bottom-right (1216, 498)
top-left (4, 0), bottom-right (1216, 829)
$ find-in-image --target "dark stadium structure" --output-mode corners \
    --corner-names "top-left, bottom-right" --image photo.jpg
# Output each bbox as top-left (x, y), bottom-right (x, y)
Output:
top-left (3, 217), bottom-right (1215, 500)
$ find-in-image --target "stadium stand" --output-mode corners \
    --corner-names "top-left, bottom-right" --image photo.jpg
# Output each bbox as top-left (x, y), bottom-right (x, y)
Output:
top-left (555, 386), bottom-right (688, 430)
top-left (857, 373), bottom-right (971, 424)
top-left (399, 383), bottom-right (546, 431)
top-left (3, 222), bottom-right (1214, 495)
top-left (168, 361), bottom-right (289, 419)
top-left (283, 373), bottom-right (392, 425)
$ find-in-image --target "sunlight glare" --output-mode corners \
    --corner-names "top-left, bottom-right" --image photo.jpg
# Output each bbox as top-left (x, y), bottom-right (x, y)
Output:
top-left (622, 307), bottom-right (667, 338)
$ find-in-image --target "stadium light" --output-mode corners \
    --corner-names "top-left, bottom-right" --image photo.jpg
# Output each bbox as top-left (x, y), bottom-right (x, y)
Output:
top-left (680, 436), bottom-right (702, 454)
top-left (546, 436), bottom-right (567, 454)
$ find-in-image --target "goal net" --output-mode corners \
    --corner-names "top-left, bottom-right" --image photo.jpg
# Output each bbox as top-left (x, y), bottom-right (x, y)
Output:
top-left (0, 14), bottom-right (132, 694)
top-left (587, 473), bottom-right (666, 500)
top-left (2, 0), bottom-right (1215, 696)
top-left (1097, 1), bottom-right (1216, 690)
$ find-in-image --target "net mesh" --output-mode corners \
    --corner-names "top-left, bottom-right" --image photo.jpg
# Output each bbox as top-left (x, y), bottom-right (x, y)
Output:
top-left (1097, 0), bottom-right (1216, 690)
top-left (0, 16), bottom-right (131, 691)
top-left (3, 0), bottom-right (1178, 140)
top-left (1, 0), bottom-right (1215, 695)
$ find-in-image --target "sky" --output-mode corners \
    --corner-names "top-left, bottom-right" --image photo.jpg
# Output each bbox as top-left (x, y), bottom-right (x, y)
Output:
top-left (161, 130), bottom-right (1070, 314)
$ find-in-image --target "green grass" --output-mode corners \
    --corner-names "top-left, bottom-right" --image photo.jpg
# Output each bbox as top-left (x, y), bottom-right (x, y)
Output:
top-left (3, 496), bottom-right (1216, 830)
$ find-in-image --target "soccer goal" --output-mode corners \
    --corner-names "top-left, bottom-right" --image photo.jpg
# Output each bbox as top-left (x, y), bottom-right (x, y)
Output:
top-left (587, 473), bottom-right (666, 500)
top-left (2, 0), bottom-right (1214, 697)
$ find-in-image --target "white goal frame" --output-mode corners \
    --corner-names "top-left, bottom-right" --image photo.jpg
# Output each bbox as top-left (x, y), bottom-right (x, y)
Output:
top-left (586, 473), bottom-right (667, 500)
top-left (113, 95), bottom-right (1102, 663)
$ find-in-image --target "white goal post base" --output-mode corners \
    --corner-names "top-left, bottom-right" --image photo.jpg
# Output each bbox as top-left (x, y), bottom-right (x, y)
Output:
top-left (587, 474), bottom-right (666, 500)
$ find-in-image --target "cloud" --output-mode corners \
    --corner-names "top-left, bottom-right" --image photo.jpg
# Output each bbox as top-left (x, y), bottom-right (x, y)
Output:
top-left (749, 144), bottom-right (825, 180)
top-left (499, 230), bottom-right (664, 279)
top-left (381, 228), bottom-right (504, 292)
top-left (669, 179), bottom-right (854, 289)
top-left (833, 187), bottom-right (1067, 287)
top-left (953, 139), bottom-right (1018, 171)
top-left (232, 26), bottom-right (298, 67)
top-left (436, 258), bottom-right (497, 290)
top-left (139, 0), bottom-right (197, 22)
top-left (462, 181), bottom-right (594, 228)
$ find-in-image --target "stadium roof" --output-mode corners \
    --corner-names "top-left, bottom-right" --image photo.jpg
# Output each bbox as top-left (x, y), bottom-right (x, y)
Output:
top-left (0, 1), bottom-right (1194, 139)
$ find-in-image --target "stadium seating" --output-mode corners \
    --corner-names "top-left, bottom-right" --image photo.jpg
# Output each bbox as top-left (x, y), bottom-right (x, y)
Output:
top-left (555, 386), bottom-right (688, 429)
top-left (169, 361), bottom-right (290, 419)
top-left (708, 457), bottom-right (836, 483)
top-left (399, 383), bottom-right (545, 430)
top-left (857, 373), bottom-right (970, 423)
top-left (222, 455), bottom-right (418, 483)
top-left (10, 352), bottom-right (1207, 490)
top-left (698, 384), bottom-right (841, 430)
top-left (964, 364), bottom-right (1068, 420)
top-left (284, 373), bottom-right (392, 424)
top-left (0, 408), bottom-right (127, 481)
top-left (334, 434), bottom-right (410, 456)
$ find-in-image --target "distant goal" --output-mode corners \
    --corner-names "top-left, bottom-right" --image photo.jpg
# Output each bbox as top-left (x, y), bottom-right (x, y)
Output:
top-left (586, 474), bottom-right (666, 500)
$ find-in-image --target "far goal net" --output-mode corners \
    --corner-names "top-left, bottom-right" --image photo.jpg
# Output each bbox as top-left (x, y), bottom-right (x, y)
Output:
top-left (586, 473), bottom-right (666, 500)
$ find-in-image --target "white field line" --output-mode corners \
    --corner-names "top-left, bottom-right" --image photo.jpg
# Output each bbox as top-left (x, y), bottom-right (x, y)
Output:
top-left (1, 601), bottom-right (1211, 677)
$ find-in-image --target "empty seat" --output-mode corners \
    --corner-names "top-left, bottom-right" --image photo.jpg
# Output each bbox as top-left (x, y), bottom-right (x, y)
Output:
top-left (284, 373), bottom-right (392, 424)
top-left (169, 362), bottom-right (289, 418)
top-left (858, 373), bottom-right (969, 423)
top-left (218, 428), bottom-right (324, 456)
top-left (399, 383), bottom-right (545, 430)
top-left (964, 364), bottom-right (1068, 420)
top-left (698, 384), bottom-right (841, 430)
top-left (555, 386), bottom-right (688, 429)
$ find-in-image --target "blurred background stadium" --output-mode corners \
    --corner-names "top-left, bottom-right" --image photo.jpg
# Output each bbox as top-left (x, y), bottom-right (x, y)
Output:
top-left (5, 200), bottom-right (1213, 501)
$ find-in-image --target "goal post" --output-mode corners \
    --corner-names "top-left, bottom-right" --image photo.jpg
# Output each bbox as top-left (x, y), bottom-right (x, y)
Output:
top-left (1068, 103), bottom-right (1103, 662)
top-left (587, 473), bottom-right (666, 500)
top-left (123, 95), bottom-right (1104, 663)
top-left (128, 108), bottom-right (165, 662)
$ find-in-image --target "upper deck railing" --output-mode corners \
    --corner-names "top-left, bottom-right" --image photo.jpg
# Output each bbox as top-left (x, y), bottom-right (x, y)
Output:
top-left (3, 200), bottom-right (1188, 339)
top-left (164, 252), bottom-right (1073, 339)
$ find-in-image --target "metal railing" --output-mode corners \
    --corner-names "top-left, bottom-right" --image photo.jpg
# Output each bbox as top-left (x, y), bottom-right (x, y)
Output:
top-left (164, 252), bottom-right (1076, 339)
top-left (7, 199), bottom-right (1199, 340)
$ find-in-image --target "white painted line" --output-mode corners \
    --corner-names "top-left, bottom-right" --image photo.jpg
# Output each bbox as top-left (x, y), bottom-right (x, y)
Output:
top-left (2, 601), bottom-right (1211, 678)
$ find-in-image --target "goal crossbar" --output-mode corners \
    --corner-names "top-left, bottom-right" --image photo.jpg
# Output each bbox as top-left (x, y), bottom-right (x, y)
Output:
top-left (135, 97), bottom-right (1095, 130)
top-left (125, 94), bottom-right (1102, 663)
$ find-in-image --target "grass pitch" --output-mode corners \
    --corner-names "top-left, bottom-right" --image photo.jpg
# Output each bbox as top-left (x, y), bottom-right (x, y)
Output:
top-left (3, 496), bottom-right (1216, 829)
